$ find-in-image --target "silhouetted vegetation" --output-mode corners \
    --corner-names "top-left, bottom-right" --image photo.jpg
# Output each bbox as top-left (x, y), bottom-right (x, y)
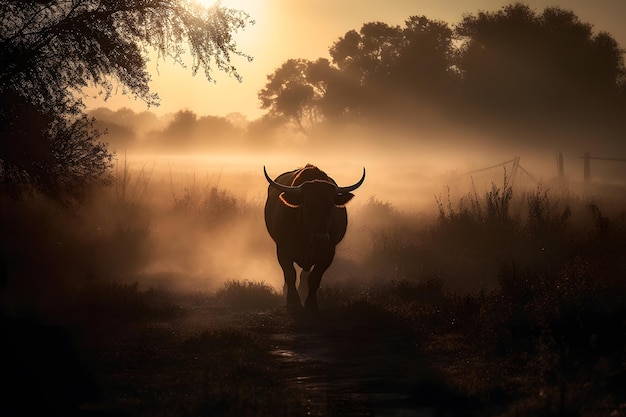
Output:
top-left (212, 279), bottom-right (282, 310)
top-left (2, 164), bottom-right (625, 415)
top-left (2, 1), bottom-right (626, 416)
top-left (75, 3), bottom-right (626, 155)
top-left (0, 0), bottom-right (252, 200)
top-left (258, 3), bottom-right (626, 150)
top-left (0, 95), bottom-right (114, 202)
top-left (456, 5), bottom-right (626, 129)
top-left (146, 110), bottom-right (246, 152)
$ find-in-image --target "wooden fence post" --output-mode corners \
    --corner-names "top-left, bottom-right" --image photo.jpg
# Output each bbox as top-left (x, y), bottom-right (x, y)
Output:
top-left (510, 156), bottom-right (520, 186)
top-left (583, 151), bottom-right (591, 182)
top-left (557, 153), bottom-right (564, 178)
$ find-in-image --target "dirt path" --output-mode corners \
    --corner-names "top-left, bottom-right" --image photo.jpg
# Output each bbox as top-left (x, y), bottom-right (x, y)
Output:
top-left (22, 296), bottom-right (479, 416)
top-left (269, 331), bottom-right (416, 417)
top-left (224, 307), bottom-right (475, 417)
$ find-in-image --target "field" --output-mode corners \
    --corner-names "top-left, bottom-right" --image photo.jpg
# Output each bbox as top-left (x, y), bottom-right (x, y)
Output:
top-left (2, 153), bottom-right (626, 416)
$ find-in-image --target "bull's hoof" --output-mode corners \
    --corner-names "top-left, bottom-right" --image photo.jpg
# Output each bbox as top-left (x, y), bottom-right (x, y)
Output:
top-left (286, 301), bottom-right (303, 316)
top-left (304, 298), bottom-right (318, 312)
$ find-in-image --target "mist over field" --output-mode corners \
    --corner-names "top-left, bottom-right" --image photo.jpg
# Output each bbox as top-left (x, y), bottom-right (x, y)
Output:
top-left (16, 94), bottom-right (626, 302)
top-left (29, 120), bottom-right (623, 300)
top-left (4, 2), bottom-right (626, 415)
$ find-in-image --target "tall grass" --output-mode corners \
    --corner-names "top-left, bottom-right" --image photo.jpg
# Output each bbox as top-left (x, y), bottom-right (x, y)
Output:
top-left (356, 172), bottom-right (623, 291)
top-left (344, 173), bottom-right (626, 415)
top-left (3, 162), bottom-right (626, 416)
top-left (0, 159), bottom-right (267, 315)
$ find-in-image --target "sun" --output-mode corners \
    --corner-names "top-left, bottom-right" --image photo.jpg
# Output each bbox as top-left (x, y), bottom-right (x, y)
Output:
top-left (191, 0), bottom-right (261, 21)
top-left (192, 0), bottom-right (216, 7)
top-left (193, 0), bottom-right (252, 11)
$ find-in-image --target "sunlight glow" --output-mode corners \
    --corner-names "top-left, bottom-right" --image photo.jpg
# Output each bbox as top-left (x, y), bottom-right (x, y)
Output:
top-left (193, 0), bottom-right (261, 16)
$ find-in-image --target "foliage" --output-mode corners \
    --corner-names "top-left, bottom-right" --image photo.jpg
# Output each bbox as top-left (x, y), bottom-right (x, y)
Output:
top-left (170, 180), bottom-right (255, 231)
top-left (0, 0), bottom-right (251, 200)
top-left (213, 279), bottom-right (282, 310)
top-left (3, 160), bottom-right (626, 415)
top-left (330, 17), bottom-right (456, 103)
top-left (259, 4), bottom-right (626, 139)
top-left (0, 94), bottom-right (114, 201)
top-left (360, 173), bottom-right (620, 290)
top-left (0, 0), bottom-right (251, 110)
top-left (456, 3), bottom-right (626, 125)
top-left (259, 16), bottom-right (455, 132)
top-left (146, 110), bottom-right (244, 151)
top-left (258, 58), bottom-right (326, 134)
top-left (334, 208), bottom-right (626, 415)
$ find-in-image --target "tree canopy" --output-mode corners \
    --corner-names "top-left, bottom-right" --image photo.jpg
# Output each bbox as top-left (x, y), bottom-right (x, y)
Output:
top-left (456, 3), bottom-right (626, 123)
top-left (0, 0), bottom-right (251, 201)
top-left (259, 16), bottom-right (456, 128)
top-left (259, 3), bottom-right (626, 142)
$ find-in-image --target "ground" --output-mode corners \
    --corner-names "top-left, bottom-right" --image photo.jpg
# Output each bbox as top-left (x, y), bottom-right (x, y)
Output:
top-left (3, 278), bottom-right (626, 417)
top-left (1, 288), bottom-right (479, 417)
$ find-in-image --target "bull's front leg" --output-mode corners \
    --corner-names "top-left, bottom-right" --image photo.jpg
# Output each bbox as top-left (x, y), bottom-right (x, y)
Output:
top-left (277, 247), bottom-right (301, 312)
top-left (298, 269), bottom-right (310, 304)
top-left (305, 252), bottom-right (334, 311)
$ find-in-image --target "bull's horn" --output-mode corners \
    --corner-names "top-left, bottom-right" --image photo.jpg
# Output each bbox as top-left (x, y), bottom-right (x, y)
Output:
top-left (337, 167), bottom-right (366, 194)
top-left (264, 166), bottom-right (303, 194)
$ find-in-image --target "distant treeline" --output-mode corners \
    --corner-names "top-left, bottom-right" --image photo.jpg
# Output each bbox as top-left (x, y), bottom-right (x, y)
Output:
top-left (95, 3), bottom-right (626, 153)
top-left (88, 108), bottom-right (253, 153)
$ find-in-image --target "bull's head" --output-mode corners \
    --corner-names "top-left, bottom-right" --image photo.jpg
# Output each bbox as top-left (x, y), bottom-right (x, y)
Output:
top-left (264, 166), bottom-right (365, 209)
top-left (264, 166), bottom-right (365, 244)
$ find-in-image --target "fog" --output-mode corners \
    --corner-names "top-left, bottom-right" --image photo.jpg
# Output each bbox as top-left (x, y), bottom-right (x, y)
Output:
top-left (4, 100), bottom-right (623, 328)
top-left (3, 102), bottom-right (620, 306)
top-left (90, 122), bottom-right (626, 295)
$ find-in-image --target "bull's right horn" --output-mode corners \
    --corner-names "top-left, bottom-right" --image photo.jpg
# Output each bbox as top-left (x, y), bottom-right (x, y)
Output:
top-left (336, 167), bottom-right (366, 194)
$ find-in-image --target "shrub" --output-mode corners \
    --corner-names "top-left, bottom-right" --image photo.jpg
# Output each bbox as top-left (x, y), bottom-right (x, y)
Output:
top-left (214, 280), bottom-right (282, 310)
top-left (524, 185), bottom-right (571, 239)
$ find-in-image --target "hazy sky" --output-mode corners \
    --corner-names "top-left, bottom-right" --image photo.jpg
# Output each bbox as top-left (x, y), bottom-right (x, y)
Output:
top-left (83, 0), bottom-right (626, 120)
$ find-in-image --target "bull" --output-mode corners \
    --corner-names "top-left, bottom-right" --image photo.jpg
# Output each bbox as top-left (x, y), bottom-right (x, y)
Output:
top-left (264, 164), bottom-right (365, 312)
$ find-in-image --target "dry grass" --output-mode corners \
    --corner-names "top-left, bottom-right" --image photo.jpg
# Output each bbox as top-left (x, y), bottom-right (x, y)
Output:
top-left (2, 167), bottom-right (626, 416)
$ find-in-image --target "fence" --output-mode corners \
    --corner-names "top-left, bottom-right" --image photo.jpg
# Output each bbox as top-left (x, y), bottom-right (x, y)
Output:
top-left (461, 152), bottom-right (626, 184)
top-left (580, 151), bottom-right (626, 182)
top-left (462, 156), bottom-right (536, 185)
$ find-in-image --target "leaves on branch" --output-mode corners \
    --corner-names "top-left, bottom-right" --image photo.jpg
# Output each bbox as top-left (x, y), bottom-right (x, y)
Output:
top-left (0, 0), bottom-right (252, 202)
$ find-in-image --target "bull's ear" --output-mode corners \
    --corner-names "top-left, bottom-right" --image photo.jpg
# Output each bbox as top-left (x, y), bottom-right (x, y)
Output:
top-left (334, 192), bottom-right (354, 208)
top-left (279, 192), bottom-right (302, 208)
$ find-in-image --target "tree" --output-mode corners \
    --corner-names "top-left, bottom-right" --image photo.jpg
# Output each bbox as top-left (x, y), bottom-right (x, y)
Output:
top-left (146, 110), bottom-right (241, 151)
top-left (331, 22), bottom-right (403, 85)
top-left (326, 17), bottom-right (457, 122)
top-left (395, 16), bottom-right (457, 100)
top-left (0, 91), bottom-right (112, 201)
top-left (258, 57), bottom-right (362, 131)
top-left (259, 16), bottom-right (456, 132)
top-left (455, 3), bottom-right (626, 125)
top-left (330, 18), bottom-right (456, 103)
top-left (258, 59), bottom-right (323, 134)
top-left (259, 5), bottom-right (626, 142)
top-left (0, 0), bottom-right (251, 200)
top-left (305, 58), bottom-right (361, 122)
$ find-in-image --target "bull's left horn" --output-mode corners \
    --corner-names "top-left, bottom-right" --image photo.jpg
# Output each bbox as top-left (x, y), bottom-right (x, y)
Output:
top-left (264, 166), bottom-right (304, 194)
top-left (336, 167), bottom-right (366, 193)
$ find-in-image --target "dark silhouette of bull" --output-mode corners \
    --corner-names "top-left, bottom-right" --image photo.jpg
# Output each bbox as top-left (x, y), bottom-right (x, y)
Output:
top-left (264, 164), bottom-right (365, 312)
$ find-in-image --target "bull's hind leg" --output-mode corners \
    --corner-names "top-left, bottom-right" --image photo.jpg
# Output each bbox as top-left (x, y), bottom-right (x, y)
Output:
top-left (277, 247), bottom-right (302, 312)
top-left (298, 269), bottom-right (310, 304)
top-left (304, 254), bottom-right (334, 311)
